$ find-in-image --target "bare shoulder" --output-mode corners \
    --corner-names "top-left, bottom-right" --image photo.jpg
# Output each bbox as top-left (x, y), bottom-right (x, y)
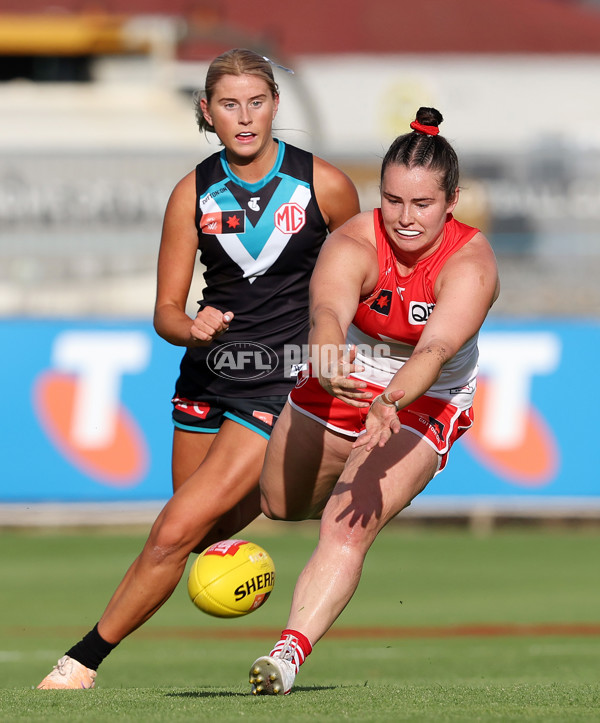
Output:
top-left (312, 155), bottom-right (360, 231)
top-left (318, 211), bottom-right (378, 275)
top-left (159, 168), bottom-right (198, 252)
top-left (160, 170), bottom-right (197, 231)
top-left (167, 169), bottom-right (196, 206)
top-left (440, 231), bottom-right (500, 305)
top-left (459, 231), bottom-right (497, 271)
top-left (313, 154), bottom-right (354, 187)
top-left (324, 211), bottom-right (375, 250)
top-left (312, 211), bottom-right (379, 297)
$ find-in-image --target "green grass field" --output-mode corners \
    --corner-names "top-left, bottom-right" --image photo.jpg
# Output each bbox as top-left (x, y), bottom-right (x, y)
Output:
top-left (1, 520), bottom-right (599, 721)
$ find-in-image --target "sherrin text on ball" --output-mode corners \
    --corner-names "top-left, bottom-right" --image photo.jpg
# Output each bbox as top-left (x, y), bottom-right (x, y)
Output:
top-left (187, 539), bottom-right (275, 618)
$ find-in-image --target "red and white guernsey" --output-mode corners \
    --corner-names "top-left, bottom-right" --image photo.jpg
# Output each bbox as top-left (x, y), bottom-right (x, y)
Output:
top-left (347, 209), bottom-right (480, 407)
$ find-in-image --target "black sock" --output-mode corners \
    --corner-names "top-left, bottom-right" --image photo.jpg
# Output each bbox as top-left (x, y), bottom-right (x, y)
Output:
top-left (65, 623), bottom-right (119, 671)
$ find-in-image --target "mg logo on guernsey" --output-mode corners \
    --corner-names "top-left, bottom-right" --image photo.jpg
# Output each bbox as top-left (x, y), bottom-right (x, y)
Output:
top-left (274, 202), bottom-right (306, 234)
top-left (462, 331), bottom-right (561, 486)
top-left (33, 331), bottom-right (151, 486)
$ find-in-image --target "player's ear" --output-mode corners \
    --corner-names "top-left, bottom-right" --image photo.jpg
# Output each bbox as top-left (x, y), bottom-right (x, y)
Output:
top-left (200, 97), bottom-right (213, 127)
top-left (446, 187), bottom-right (459, 214)
top-left (272, 93), bottom-right (280, 120)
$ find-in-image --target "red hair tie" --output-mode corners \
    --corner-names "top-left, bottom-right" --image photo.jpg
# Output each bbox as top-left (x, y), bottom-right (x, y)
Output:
top-left (410, 120), bottom-right (440, 136)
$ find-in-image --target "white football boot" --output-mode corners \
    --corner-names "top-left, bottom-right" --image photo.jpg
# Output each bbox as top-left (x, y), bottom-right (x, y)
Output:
top-left (250, 632), bottom-right (309, 695)
top-left (249, 655), bottom-right (296, 695)
top-left (37, 655), bottom-right (96, 689)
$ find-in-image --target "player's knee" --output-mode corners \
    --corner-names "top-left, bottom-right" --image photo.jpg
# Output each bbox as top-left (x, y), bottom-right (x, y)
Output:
top-left (319, 513), bottom-right (375, 554)
top-left (260, 494), bottom-right (290, 520)
top-left (260, 493), bottom-right (305, 522)
top-left (145, 515), bottom-right (198, 563)
top-left (259, 493), bottom-right (284, 520)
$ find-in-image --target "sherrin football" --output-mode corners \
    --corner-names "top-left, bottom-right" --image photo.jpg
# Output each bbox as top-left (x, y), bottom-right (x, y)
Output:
top-left (187, 539), bottom-right (275, 618)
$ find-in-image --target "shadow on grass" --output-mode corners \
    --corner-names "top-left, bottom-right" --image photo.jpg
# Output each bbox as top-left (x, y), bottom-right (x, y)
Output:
top-left (167, 686), bottom-right (335, 698)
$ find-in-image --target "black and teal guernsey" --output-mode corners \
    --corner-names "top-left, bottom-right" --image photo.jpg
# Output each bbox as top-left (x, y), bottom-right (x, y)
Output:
top-left (174, 140), bottom-right (329, 398)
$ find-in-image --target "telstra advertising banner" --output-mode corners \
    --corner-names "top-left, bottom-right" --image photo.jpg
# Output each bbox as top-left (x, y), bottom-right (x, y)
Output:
top-left (0, 318), bottom-right (598, 509)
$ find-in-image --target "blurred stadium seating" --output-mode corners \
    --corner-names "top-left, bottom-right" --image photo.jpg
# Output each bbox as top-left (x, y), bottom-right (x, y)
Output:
top-left (1, 0), bottom-right (599, 319)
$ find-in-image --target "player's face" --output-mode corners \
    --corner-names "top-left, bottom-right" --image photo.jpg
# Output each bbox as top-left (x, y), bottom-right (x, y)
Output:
top-left (380, 163), bottom-right (458, 261)
top-left (201, 73), bottom-right (279, 162)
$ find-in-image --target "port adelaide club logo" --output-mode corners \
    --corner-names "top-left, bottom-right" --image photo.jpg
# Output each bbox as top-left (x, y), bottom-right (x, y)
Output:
top-left (207, 341), bottom-right (279, 380)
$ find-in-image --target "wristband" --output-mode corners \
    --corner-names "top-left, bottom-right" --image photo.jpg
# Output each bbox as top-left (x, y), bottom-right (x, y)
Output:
top-left (373, 393), bottom-right (400, 411)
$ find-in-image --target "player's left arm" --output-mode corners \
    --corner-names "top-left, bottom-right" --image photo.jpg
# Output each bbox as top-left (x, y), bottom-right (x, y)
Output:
top-left (312, 155), bottom-right (361, 231)
top-left (392, 232), bottom-right (499, 404)
top-left (356, 233), bottom-right (500, 450)
top-left (429, 231), bottom-right (500, 351)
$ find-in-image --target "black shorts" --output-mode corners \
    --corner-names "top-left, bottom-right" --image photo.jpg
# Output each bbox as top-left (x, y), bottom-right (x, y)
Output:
top-left (171, 393), bottom-right (288, 440)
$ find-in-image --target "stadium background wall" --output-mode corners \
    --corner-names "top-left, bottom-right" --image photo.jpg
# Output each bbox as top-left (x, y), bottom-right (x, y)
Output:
top-left (0, 319), bottom-right (598, 519)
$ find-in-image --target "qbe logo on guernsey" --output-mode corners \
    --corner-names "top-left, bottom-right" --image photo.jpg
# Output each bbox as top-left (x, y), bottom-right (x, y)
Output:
top-left (207, 341), bottom-right (279, 380)
top-left (409, 300), bottom-right (435, 325)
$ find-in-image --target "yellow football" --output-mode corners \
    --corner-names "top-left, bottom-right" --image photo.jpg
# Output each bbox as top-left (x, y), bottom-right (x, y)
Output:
top-left (187, 539), bottom-right (275, 618)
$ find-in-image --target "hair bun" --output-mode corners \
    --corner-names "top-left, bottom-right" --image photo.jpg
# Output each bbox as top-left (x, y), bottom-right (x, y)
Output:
top-left (415, 107), bottom-right (443, 127)
top-left (410, 107), bottom-right (443, 136)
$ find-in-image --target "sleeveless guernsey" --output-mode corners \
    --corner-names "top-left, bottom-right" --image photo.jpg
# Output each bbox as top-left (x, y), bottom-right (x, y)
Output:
top-left (175, 141), bottom-right (329, 398)
top-left (347, 209), bottom-right (481, 403)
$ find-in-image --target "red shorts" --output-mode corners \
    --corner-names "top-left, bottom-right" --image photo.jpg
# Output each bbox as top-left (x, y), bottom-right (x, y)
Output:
top-left (289, 375), bottom-right (474, 472)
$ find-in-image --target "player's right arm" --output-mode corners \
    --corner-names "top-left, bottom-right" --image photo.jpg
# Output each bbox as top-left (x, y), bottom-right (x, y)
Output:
top-left (154, 172), bottom-right (233, 346)
top-left (308, 212), bottom-right (378, 406)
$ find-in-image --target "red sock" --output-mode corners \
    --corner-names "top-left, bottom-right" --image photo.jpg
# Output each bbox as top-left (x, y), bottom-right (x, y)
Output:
top-left (269, 628), bottom-right (313, 673)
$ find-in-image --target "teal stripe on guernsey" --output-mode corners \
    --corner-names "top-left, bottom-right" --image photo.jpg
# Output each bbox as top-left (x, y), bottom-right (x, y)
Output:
top-left (219, 139), bottom-right (285, 192)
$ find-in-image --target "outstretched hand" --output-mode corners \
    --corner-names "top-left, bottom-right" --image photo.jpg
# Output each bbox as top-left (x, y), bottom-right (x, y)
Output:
top-left (189, 307), bottom-right (234, 344)
top-left (318, 344), bottom-right (372, 407)
top-left (353, 388), bottom-right (406, 451)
